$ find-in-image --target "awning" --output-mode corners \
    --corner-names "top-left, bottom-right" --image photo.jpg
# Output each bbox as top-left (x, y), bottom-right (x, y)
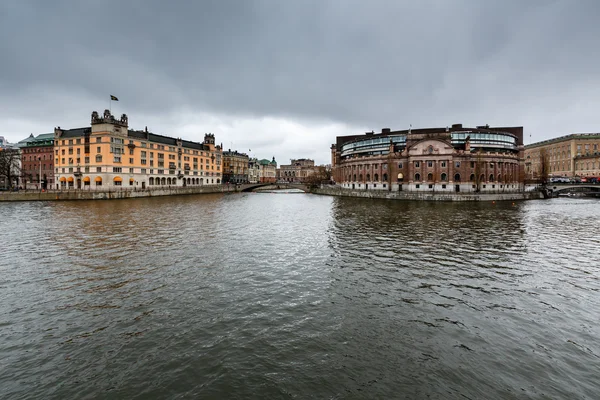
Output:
top-left (59, 177), bottom-right (66, 182)
top-left (83, 176), bottom-right (91, 182)
top-left (397, 173), bottom-right (404, 179)
top-left (67, 177), bottom-right (74, 182)
top-left (114, 176), bottom-right (122, 182)
top-left (95, 176), bottom-right (102, 182)
top-left (129, 178), bottom-right (134, 182)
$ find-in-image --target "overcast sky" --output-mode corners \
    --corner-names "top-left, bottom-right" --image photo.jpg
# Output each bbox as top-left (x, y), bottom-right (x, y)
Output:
top-left (1, 0), bottom-right (598, 164)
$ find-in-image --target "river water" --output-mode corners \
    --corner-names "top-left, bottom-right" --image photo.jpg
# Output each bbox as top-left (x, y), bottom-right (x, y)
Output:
top-left (1, 193), bottom-right (599, 399)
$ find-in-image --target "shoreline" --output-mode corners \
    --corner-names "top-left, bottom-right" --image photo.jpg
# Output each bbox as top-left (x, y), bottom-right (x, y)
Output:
top-left (0, 185), bottom-right (239, 202)
top-left (312, 186), bottom-right (543, 201)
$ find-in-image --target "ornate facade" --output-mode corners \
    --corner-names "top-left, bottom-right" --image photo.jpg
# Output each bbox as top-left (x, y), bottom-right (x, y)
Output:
top-left (524, 133), bottom-right (600, 179)
top-left (258, 158), bottom-right (277, 183)
top-left (17, 133), bottom-right (55, 190)
top-left (248, 158), bottom-right (260, 184)
top-left (222, 150), bottom-right (249, 183)
top-left (331, 124), bottom-right (525, 193)
top-left (53, 110), bottom-right (222, 190)
top-left (279, 158), bottom-right (316, 183)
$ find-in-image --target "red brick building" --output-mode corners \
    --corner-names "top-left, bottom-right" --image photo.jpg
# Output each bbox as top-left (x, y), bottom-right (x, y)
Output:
top-left (18, 133), bottom-right (55, 190)
top-left (331, 124), bottom-right (525, 193)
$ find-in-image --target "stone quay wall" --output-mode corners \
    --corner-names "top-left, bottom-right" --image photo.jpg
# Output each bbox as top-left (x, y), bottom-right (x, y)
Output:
top-left (312, 186), bottom-right (544, 202)
top-left (0, 185), bottom-right (239, 202)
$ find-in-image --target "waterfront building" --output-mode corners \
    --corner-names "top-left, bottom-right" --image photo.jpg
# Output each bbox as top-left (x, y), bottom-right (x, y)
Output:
top-left (0, 136), bottom-right (7, 148)
top-left (258, 157), bottom-right (277, 183)
top-left (279, 158), bottom-right (317, 183)
top-left (222, 150), bottom-right (249, 184)
top-left (331, 124), bottom-right (525, 192)
top-left (524, 133), bottom-right (600, 179)
top-left (248, 158), bottom-right (260, 184)
top-left (17, 133), bottom-right (55, 190)
top-left (0, 147), bottom-right (21, 189)
top-left (53, 110), bottom-right (222, 190)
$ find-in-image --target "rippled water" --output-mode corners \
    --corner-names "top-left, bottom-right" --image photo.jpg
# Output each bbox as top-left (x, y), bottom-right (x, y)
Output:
top-left (1, 194), bottom-right (599, 399)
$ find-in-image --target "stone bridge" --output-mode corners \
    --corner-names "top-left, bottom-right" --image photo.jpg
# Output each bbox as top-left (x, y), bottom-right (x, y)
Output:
top-left (545, 183), bottom-right (600, 197)
top-left (240, 183), bottom-right (310, 193)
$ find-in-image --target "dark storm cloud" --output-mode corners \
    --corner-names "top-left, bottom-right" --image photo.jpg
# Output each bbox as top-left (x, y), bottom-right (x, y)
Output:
top-left (1, 0), bottom-right (600, 161)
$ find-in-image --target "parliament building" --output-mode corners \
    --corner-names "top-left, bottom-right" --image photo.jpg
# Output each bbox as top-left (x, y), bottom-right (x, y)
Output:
top-left (331, 124), bottom-right (525, 193)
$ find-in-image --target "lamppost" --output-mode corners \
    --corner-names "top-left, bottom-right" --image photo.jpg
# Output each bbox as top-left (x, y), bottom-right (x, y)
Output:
top-left (38, 156), bottom-right (42, 191)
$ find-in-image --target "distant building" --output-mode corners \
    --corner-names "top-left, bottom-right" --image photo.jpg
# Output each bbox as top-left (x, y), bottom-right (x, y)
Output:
top-left (331, 124), bottom-right (525, 193)
top-left (524, 133), bottom-right (600, 179)
top-left (17, 133), bottom-right (55, 189)
top-left (222, 150), bottom-right (249, 183)
top-left (0, 147), bottom-right (21, 189)
top-left (248, 158), bottom-right (260, 184)
top-left (258, 157), bottom-right (277, 183)
top-left (0, 136), bottom-right (7, 148)
top-left (279, 158), bottom-right (316, 183)
top-left (53, 110), bottom-right (222, 190)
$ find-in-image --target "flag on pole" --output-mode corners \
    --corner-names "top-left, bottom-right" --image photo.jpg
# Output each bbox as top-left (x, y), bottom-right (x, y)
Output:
top-left (110, 95), bottom-right (119, 101)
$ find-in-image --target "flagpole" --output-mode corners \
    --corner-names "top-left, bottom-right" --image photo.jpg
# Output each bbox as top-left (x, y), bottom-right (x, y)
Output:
top-left (110, 95), bottom-right (112, 115)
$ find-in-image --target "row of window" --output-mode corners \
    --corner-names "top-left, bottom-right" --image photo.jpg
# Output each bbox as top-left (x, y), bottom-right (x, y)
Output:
top-left (58, 147), bottom-right (216, 162)
top-left (346, 173), bottom-right (513, 182)
top-left (59, 137), bottom-right (211, 155)
top-left (341, 131), bottom-right (518, 157)
top-left (56, 155), bottom-right (218, 169)
top-left (55, 166), bottom-right (220, 177)
top-left (345, 160), bottom-right (517, 170)
top-left (24, 154), bottom-right (53, 161)
top-left (59, 176), bottom-right (221, 188)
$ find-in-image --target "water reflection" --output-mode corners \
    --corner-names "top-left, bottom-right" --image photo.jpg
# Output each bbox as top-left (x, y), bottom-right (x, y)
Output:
top-left (0, 195), bottom-right (599, 399)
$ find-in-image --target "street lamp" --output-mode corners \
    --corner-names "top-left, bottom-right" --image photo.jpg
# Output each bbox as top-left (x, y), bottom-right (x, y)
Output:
top-left (38, 156), bottom-right (42, 190)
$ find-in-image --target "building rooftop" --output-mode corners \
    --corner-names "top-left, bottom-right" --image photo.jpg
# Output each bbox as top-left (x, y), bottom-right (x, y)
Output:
top-left (525, 133), bottom-right (600, 149)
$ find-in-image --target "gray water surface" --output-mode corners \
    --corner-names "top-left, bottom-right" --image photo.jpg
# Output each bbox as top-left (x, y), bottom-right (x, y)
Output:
top-left (1, 194), bottom-right (599, 399)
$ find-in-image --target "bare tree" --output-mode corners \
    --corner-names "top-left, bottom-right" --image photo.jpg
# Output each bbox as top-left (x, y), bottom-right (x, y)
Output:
top-left (538, 148), bottom-right (550, 185)
top-left (304, 165), bottom-right (331, 188)
top-left (0, 148), bottom-right (21, 189)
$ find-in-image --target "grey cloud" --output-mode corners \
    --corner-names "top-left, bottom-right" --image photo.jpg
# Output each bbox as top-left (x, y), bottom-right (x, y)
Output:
top-left (1, 0), bottom-right (599, 160)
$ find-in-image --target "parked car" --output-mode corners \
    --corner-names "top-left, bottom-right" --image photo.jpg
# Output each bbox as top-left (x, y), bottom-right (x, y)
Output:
top-left (549, 176), bottom-right (569, 183)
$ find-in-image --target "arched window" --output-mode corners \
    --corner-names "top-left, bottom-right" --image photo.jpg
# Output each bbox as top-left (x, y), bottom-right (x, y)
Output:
top-left (383, 173), bottom-right (387, 181)
top-left (498, 175), bottom-right (503, 182)
top-left (415, 173), bottom-right (421, 181)
top-left (441, 173), bottom-right (447, 181)
top-left (359, 174), bottom-right (363, 181)
top-left (217, 179), bottom-right (221, 184)
top-left (374, 173), bottom-right (379, 181)
top-left (454, 173), bottom-right (461, 182)
top-left (366, 174), bottom-right (371, 181)
top-left (149, 177), bottom-right (154, 185)
top-left (397, 173), bottom-right (404, 182)
top-left (353, 174), bottom-right (356, 181)
top-left (161, 177), bottom-right (166, 185)
top-left (480, 174), bottom-right (485, 182)
top-left (470, 173), bottom-right (475, 182)
top-left (489, 174), bottom-right (494, 182)
top-left (427, 173), bottom-right (433, 181)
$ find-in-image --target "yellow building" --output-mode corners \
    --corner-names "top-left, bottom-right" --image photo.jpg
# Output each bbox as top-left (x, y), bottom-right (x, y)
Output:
top-left (525, 133), bottom-right (600, 179)
top-left (54, 110), bottom-right (222, 190)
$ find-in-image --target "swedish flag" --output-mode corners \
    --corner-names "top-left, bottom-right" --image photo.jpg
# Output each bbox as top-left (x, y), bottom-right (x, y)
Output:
top-left (110, 95), bottom-right (119, 101)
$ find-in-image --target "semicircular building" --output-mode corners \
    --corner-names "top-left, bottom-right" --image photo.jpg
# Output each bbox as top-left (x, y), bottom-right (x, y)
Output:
top-left (331, 124), bottom-right (525, 193)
